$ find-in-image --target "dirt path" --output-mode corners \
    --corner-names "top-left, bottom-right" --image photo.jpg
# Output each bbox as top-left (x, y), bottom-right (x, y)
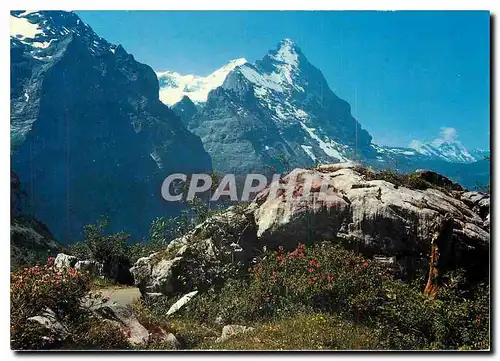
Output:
top-left (92, 287), bottom-right (141, 306)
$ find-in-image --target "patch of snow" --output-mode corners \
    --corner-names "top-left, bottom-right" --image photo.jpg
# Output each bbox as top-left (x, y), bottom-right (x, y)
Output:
top-left (294, 108), bottom-right (309, 120)
top-left (31, 39), bottom-right (54, 48)
top-left (31, 55), bottom-right (52, 60)
top-left (271, 38), bottom-right (299, 67)
top-left (10, 15), bottom-right (44, 39)
top-left (300, 122), bottom-right (347, 161)
top-left (274, 106), bottom-right (288, 121)
top-left (150, 151), bottom-right (163, 169)
top-left (239, 64), bottom-right (283, 93)
top-left (18, 10), bottom-right (39, 17)
top-left (157, 58), bottom-right (247, 106)
top-left (301, 145), bottom-right (316, 161)
top-left (253, 86), bottom-right (267, 98)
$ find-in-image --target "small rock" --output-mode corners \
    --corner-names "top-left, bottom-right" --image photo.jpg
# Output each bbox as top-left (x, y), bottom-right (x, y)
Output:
top-left (93, 303), bottom-right (149, 346)
top-left (54, 253), bottom-right (77, 269)
top-left (75, 260), bottom-right (103, 276)
top-left (159, 332), bottom-right (181, 349)
top-left (166, 290), bottom-right (198, 316)
top-left (27, 308), bottom-right (69, 344)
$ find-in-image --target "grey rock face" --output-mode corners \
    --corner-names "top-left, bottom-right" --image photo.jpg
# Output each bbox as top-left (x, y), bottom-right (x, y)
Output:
top-left (172, 95), bottom-right (199, 125)
top-left (130, 254), bottom-right (183, 297)
top-left (10, 11), bottom-right (211, 241)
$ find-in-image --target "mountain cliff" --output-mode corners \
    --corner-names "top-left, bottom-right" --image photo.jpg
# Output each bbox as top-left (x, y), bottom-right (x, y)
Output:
top-left (10, 10), bottom-right (212, 242)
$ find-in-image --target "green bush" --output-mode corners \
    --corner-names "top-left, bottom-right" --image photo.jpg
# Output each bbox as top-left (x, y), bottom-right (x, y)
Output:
top-left (10, 257), bottom-right (129, 350)
top-left (11, 257), bottom-right (91, 349)
top-left (173, 242), bottom-right (489, 350)
top-left (70, 218), bottom-right (134, 284)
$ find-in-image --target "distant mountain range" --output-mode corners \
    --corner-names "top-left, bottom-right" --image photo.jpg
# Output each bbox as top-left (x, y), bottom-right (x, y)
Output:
top-left (157, 38), bottom-right (490, 185)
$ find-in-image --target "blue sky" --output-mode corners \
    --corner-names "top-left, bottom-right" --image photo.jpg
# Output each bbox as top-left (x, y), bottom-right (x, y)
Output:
top-left (76, 11), bottom-right (490, 150)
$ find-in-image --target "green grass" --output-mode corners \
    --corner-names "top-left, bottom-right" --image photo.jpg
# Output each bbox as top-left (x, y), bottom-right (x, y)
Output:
top-left (198, 313), bottom-right (380, 350)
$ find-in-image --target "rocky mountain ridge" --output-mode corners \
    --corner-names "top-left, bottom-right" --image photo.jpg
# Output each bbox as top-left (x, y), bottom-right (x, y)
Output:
top-left (10, 10), bottom-right (212, 241)
top-left (161, 39), bottom-right (489, 187)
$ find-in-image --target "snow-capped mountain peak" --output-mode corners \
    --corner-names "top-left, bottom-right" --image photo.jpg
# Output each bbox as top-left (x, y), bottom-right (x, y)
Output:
top-left (409, 139), bottom-right (476, 163)
top-left (269, 38), bottom-right (300, 67)
top-left (157, 58), bottom-right (247, 106)
top-left (168, 38), bottom-right (373, 170)
top-left (10, 11), bottom-right (116, 60)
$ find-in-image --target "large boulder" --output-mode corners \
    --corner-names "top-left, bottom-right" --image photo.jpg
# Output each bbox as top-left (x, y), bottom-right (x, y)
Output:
top-left (130, 255), bottom-right (183, 297)
top-left (131, 163), bottom-right (489, 297)
top-left (253, 164), bottom-right (489, 256)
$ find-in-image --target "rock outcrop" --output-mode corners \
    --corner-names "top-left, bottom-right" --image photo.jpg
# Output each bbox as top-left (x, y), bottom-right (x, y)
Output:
top-left (131, 208), bottom-right (257, 297)
top-left (131, 163), bottom-right (490, 298)
top-left (75, 260), bottom-right (104, 277)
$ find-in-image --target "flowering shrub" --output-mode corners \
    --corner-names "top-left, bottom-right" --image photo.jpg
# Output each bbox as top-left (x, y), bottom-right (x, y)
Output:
top-left (178, 242), bottom-right (489, 350)
top-left (11, 257), bottom-right (91, 319)
top-left (243, 243), bottom-right (389, 318)
top-left (11, 257), bottom-right (92, 349)
top-left (10, 257), bottom-right (130, 350)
